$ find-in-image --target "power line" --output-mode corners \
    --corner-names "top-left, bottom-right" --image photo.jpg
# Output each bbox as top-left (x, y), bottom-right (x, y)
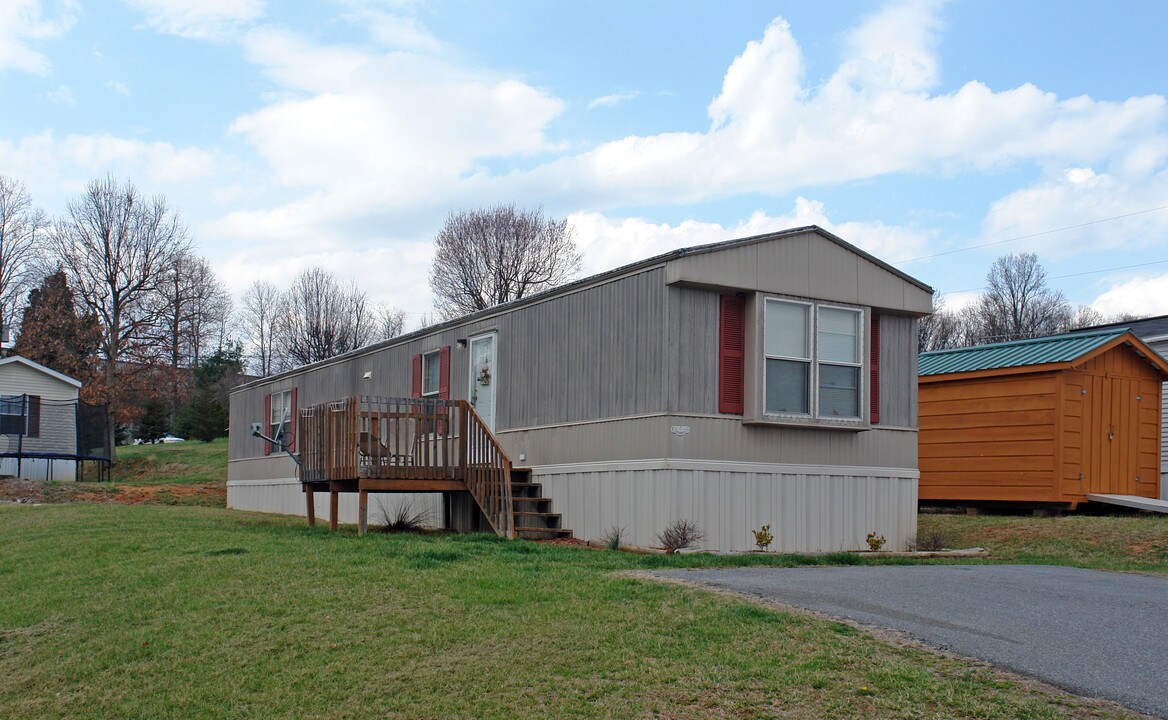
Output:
top-left (893, 204), bottom-right (1168, 265)
top-left (943, 257), bottom-right (1168, 296)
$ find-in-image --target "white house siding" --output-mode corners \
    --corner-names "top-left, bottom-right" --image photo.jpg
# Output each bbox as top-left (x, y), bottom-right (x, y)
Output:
top-left (0, 360), bottom-right (80, 481)
top-left (1149, 338), bottom-right (1168, 500)
top-left (535, 460), bottom-right (918, 553)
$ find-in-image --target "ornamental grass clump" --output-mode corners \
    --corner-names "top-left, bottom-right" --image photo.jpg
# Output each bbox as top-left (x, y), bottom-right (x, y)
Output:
top-left (601, 525), bottom-right (627, 551)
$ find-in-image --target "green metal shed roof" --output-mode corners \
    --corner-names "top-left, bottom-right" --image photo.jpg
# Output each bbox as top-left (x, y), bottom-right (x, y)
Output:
top-left (918, 328), bottom-right (1130, 377)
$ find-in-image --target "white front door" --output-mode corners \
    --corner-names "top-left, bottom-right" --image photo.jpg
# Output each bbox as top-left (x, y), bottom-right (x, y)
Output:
top-left (468, 333), bottom-right (497, 431)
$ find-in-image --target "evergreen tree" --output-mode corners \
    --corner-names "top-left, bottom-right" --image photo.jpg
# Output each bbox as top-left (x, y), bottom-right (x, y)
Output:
top-left (174, 348), bottom-right (244, 442)
top-left (13, 270), bottom-right (102, 394)
top-left (137, 399), bottom-right (170, 443)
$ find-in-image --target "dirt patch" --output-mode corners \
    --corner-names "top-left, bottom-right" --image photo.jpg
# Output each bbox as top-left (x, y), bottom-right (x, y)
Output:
top-left (0, 476), bottom-right (225, 507)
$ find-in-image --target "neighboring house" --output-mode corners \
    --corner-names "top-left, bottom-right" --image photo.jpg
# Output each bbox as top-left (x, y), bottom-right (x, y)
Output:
top-left (1075, 314), bottom-right (1168, 501)
top-left (0, 355), bottom-right (83, 481)
top-left (228, 226), bottom-right (934, 552)
top-left (918, 329), bottom-right (1168, 506)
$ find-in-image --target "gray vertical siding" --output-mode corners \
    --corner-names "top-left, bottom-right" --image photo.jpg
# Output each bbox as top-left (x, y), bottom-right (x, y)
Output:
top-left (231, 268), bottom-right (670, 460)
top-left (669, 287), bottom-right (720, 414)
top-left (878, 313), bottom-right (919, 428)
top-left (230, 230), bottom-right (927, 475)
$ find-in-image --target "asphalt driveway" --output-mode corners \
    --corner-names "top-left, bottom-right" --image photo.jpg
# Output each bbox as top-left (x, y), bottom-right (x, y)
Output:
top-left (656, 565), bottom-right (1168, 718)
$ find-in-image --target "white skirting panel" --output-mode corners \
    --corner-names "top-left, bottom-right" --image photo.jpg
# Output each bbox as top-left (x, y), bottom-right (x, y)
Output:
top-left (534, 460), bottom-right (919, 553)
top-left (227, 477), bottom-right (445, 528)
top-left (0, 457), bottom-right (76, 482)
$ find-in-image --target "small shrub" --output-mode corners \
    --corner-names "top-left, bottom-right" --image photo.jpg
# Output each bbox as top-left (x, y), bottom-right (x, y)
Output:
top-left (601, 525), bottom-right (627, 551)
top-left (866, 532), bottom-right (886, 551)
top-left (658, 519), bottom-right (705, 554)
top-left (377, 499), bottom-right (430, 533)
top-left (751, 524), bottom-right (774, 551)
top-left (911, 528), bottom-right (951, 552)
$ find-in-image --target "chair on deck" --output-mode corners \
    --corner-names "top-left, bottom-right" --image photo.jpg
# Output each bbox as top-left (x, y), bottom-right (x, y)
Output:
top-left (358, 417), bottom-right (417, 467)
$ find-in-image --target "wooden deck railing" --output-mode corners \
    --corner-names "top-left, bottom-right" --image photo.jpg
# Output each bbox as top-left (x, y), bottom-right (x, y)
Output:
top-left (298, 395), bottom-right (513, 537)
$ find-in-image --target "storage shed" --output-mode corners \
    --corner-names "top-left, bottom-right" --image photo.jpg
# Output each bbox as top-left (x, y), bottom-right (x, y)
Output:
top-left (1073, 314), bottom-right (1168, 500)
top-left (918, 329), bottom-right (1168, 506)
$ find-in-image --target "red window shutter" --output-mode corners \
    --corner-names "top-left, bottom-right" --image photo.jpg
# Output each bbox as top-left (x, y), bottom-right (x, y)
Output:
top-left (718, 295), bottom-right (746, 414)
top-left (411, 354), bottom-right (423, 398)
top-left (437, 346), bottom-right (451, 434)
top-left (263, 393), bottom-right (272, 456)
top-left (438, 346), bottom-right (451, 400)
top-left (869, 313), bottom-right (881, 424)
top-left (26, 395), bottom-right (40, 438)
top-left (288, 388), bottom-right (298, 452)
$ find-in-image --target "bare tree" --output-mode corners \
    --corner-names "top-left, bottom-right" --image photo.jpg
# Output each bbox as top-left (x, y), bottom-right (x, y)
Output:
top-left (241, 280), bottom-right (284, 376)
top-left (280, 267), bottom-right (376, 366)
top-left (967, 252), bottom-right (1071, 344)
top-left (50, 176), bottom-right (190, 458)
top-left (377, 304), bottom-right (406, 340)
top-left (918, 292), bottom-right (971, 352)
top-left (429, 204), bottom-right (582, 319)
top-left (0, 176), bottom-right (48, 339)
top-left (153, 252), bottom-right (233, 422)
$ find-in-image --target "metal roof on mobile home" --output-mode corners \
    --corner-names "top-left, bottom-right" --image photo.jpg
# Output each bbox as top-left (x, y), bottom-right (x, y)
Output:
top-left (917, 329), bottom-right (1131, 377)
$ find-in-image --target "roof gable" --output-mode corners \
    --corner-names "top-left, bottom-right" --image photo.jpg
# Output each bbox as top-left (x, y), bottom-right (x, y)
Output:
top-left (0, 356), bottom-right (83, 388)
top-left (919, 329), bottom-right (1168, 378)
top-left (664, 226), bottom-right (934, 314)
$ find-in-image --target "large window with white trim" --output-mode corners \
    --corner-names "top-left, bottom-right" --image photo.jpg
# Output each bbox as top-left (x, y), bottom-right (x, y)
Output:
top-left (764, 299), bottom-right (863, 421)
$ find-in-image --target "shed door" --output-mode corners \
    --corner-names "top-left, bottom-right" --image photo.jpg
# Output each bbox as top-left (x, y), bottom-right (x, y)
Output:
top-left (1081, 374), bottom-right (1143, 495)
top-left (468, 333), bottom-right (497, 432)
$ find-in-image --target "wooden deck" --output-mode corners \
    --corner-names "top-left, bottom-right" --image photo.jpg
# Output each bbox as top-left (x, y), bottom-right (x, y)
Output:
top-left (298, 396), bottom-right (514, 537)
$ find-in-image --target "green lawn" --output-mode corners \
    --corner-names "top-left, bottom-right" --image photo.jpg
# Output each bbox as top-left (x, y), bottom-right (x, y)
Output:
top-left (111, 437), bottom-right (227, 485)
top-left (919, 511), bottom-right (1168, 575)
top-left (0, 504), bottom-right (1143, 720)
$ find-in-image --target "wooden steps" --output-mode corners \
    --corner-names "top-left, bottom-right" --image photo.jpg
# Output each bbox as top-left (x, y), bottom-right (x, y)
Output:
top-left (510, 470), bottom-right (572, 540)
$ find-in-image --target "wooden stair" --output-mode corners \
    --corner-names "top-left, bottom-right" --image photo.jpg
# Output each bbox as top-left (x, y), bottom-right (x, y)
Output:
top-left (510, 468), bottom-right (572, 540)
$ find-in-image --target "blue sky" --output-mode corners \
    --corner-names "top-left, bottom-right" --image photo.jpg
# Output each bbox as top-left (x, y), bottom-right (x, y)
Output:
top-left (3, 0), bottom-right (1168, 324)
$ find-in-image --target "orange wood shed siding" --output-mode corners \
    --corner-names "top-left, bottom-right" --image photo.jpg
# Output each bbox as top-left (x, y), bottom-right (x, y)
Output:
top-left (919, 344), bottom-right (1163, 504)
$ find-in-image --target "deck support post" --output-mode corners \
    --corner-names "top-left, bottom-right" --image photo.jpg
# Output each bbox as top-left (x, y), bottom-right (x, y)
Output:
top-left (305, 483), bottom-right (316, 527)
top-left (329, 481), bottom-right (340, 532)
top-left (358, 489), bottom-right (368, 536)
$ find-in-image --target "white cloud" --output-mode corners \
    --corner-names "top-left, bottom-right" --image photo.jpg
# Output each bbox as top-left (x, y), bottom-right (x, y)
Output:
top-left (500, 1), bottom-right (1167, 209)
top-left (124, 0), bottom-right (263, 40)
top-left (979, 158), bottom-right (1168, 259)
top-left (0, 0), bottom-right (77, 74)
top-left (1091, 273), bottom-right (1168, 318)
top-left (570, 198), bottom-right (933, 277)
top-left (106, 80), bottom-right (130, 96)
top-left (0, 131), bottom-right (217, 194)
top-left (44, 84), bottom-right (74, 105)
top-left (588, 91), bottom-right (640, 110)
top-left (229, 26), bottom-right (563, 219)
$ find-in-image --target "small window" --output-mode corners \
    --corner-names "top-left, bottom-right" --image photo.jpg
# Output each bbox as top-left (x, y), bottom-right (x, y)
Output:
top-left (0, 395), bottom-right (26, 435)
top-left (422, 351), bottom-right (441, 397)
top-left (269, 389), bottom-right (291, 443)
top-left (763, 299), bottom-right (864, 422)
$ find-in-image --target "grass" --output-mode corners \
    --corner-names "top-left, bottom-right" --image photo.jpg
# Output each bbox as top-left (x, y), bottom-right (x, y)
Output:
top-left (111, 437), bottom-right (228, 485)
top-left (918, 511), bottom-right (1168, 575)
top-left (0, 504), bottom-right (1145, 720)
